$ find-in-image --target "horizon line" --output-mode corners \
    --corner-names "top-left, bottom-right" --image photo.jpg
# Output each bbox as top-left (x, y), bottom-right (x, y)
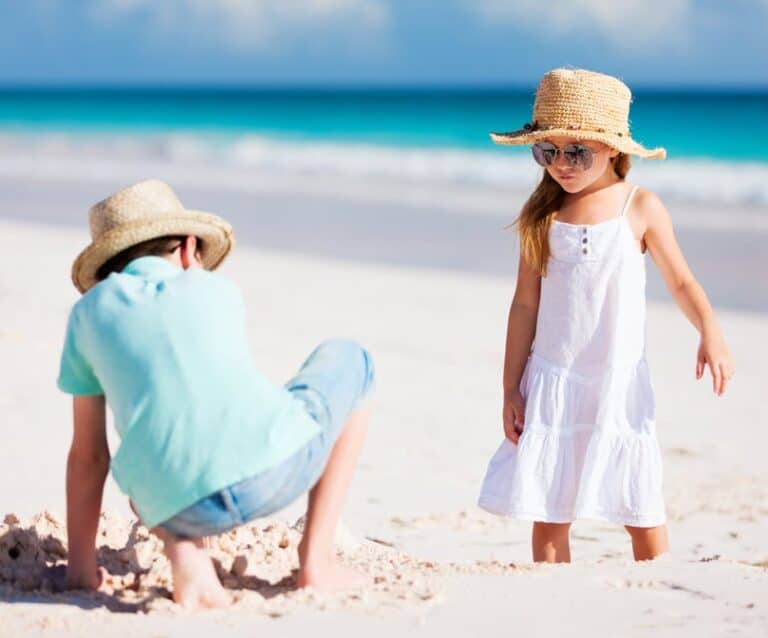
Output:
top-left (0, 81), bottom-right (766, 95)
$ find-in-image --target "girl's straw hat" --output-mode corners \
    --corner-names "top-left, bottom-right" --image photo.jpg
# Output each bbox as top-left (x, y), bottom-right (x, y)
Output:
top-left (491, 68), bottom-right (666, 159)
top-left (71, 179), bottom-right (234, 293)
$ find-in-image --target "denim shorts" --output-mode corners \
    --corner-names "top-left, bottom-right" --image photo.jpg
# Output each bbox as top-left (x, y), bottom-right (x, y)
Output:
top-left (159, 338), bottom-right (375, 538)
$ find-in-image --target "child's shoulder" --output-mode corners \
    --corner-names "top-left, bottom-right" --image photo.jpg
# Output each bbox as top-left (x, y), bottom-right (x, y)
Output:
top-left (627, 184), bottom-right (669, 226)
top-left (70, 268), bottom-right (242, 316)
top-left (186, 267), bottom-right (241, 296)
top-left (630, 184), bottom-right (664, 212)
top-left (70, 278), bottom-right (108, 312)
top-left (181, 268), bottom-right (246, 312)
top-left (66, 275), bottom-right (120, 328)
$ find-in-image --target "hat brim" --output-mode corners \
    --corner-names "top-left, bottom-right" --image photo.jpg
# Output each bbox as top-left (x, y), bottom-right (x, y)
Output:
top-left (490, 128), bottom-right (666, 160)
top-left (71, 210), bottom-right (234, 294)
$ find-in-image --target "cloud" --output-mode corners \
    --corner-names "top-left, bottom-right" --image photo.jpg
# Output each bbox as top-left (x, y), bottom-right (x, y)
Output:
top-left (468, 0), bottom-right (694, 49)
top-left (91, 0), bottom-right (389, 51)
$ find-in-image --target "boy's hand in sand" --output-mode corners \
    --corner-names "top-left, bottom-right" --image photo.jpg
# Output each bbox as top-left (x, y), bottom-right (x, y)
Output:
top-left (503, 390), bottom-right (525, 444)
top-left (696, 329), bottom-right (735, 396)
top-left (45, 563), bottom-right (107, 593)
top-left (65, 564), bottom-right (107, 591)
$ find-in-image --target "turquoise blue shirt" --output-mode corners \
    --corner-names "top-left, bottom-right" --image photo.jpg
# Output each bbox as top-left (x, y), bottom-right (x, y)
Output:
top-left (58, 257), bottom-right (320, 528)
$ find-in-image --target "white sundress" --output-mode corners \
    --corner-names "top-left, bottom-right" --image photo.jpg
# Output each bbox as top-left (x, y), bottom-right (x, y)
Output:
top-left (478, 186), bottom-right (666, 527)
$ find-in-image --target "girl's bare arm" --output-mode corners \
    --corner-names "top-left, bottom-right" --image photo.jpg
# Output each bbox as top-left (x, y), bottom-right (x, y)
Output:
top-left (637, 189), bottom-right (735, 395)
top-left (504, 253), bottom-right (542, 397)
top-left (501, 252), bottom-right (541, 443)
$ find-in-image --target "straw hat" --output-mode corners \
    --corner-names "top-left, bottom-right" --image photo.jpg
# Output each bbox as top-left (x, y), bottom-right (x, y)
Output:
top-left (491, 68), bottom-right (666, 159)
top-left (71, 179), bottom-right (234, 293)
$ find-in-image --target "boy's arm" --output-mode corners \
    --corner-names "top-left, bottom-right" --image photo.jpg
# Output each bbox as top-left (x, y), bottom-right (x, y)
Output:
top-left (639, 189), bottom-right (735, 395)
top-left (66, 395), bottom-right (110, 590)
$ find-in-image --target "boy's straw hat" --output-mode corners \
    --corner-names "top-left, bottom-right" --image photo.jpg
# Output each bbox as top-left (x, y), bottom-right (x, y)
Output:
top-left (71, 179), bottom-right (234, 293)
top-left (491, 68), bottom-right (666, 159)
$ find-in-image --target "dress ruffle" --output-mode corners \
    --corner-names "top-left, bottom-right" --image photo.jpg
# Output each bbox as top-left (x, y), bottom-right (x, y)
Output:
top-left (478, 354), bottom-right (666, 526)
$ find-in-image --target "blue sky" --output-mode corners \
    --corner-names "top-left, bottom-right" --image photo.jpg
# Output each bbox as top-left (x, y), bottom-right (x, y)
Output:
top-left (1, 0), bottom-right (766, 87)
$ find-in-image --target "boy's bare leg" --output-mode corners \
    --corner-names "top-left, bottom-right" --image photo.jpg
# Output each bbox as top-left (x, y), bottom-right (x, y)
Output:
top-left (625, 525), bottom-right (669, 561)
top-left (152, 527), bottom-right (231, 609)
top-left (297, 408), bottom-right (370, 590)
top-left (532, 522), bottom-right (572, 563)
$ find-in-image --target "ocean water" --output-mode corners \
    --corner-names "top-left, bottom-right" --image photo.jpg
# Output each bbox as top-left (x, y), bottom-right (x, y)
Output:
top-left (1, 88), bottom-right (767, 207)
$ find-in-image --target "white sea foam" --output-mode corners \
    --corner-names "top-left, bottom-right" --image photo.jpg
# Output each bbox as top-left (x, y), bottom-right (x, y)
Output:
top-left (229, 137), bottom-right (768, 208)
top-left (2, 132), bottom-right (768, 216)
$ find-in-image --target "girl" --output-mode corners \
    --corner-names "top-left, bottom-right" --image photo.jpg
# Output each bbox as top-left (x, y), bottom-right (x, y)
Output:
top-left (478, 69), bottom-right (734, 563)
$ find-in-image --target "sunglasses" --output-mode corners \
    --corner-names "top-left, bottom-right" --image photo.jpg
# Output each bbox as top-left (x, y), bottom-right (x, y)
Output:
top-left (531, 142), bottom-right (601, 171)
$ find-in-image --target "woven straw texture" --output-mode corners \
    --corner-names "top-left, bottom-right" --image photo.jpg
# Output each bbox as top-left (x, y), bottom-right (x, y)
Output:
top-left (71, 179), bottom-right (234, 293)
top-left (491, 68), bottom-right (666, 159)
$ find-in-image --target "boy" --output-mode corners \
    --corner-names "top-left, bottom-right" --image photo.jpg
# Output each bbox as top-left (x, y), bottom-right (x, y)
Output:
top-left (59, 179), bottom-right (373, 608)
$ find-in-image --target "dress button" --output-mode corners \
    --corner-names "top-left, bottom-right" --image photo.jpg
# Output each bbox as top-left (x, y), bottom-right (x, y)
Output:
top-left (582, 237), bottom-right (588, 244)
top-left (582, 248), bottom-right (589, 255)
top-left (582, 227), bottom-right (588, 234)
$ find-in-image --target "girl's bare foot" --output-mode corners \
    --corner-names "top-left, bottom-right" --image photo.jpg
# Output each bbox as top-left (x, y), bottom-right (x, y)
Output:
top-left (532, 521), bottom-right (572, 563)
top-left (625, 524), bottom-right (669, 561)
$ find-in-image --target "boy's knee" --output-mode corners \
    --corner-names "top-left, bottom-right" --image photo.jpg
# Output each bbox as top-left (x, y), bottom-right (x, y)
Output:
top-left (316, 338), bottom-right (375, 396)
top-left (357, 345), bottom-right (375, 395)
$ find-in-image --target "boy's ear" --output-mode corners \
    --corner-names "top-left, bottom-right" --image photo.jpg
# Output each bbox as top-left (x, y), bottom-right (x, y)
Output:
top-left (180, 235), bottom-right (201, 269)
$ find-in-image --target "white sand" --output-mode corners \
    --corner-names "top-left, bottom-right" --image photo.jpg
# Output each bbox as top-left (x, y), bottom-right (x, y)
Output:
top-left (0, 213), bottom-right (766, 637)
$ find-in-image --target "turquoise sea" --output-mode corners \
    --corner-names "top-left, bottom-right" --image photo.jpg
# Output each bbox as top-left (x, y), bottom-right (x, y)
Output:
top-left (1, 88), bottom-right (767, 206)
top-left (1, 88), bottom-right (766, 160)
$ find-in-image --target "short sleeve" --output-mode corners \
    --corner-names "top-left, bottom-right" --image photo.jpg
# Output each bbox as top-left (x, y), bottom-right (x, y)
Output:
top-left (57, 307), bottom-right (103, 396)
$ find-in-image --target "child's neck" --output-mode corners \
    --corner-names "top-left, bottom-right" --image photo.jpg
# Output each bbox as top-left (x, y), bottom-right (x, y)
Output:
top-left (556, 172), bottom-right (629, 224)
top-left (565, 171), bottom-right (623, 204)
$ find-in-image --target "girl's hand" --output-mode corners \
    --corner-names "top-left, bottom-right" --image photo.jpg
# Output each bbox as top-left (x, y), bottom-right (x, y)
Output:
top-left (503, 390), bottom-right (526, 444)
top-left (696, 330), bottom-right (735, 396)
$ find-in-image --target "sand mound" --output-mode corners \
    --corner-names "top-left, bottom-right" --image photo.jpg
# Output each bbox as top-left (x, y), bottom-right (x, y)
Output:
top-left (0, 511), bottom-right (444, 614)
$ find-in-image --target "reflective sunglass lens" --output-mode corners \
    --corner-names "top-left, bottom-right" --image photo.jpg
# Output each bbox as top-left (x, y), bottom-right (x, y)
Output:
top-left (532, 143), bottom-right (557, 166)
top-left (564, 145), bottom-right (594, 170)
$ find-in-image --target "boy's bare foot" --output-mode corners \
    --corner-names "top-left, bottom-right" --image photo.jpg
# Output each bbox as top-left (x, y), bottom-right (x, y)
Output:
top-left (173, 574), bottom-right (232, 609)
top-left (159, 533), bottom-right (232, 609)
top-left (297, 558), bottom-right (368, 592)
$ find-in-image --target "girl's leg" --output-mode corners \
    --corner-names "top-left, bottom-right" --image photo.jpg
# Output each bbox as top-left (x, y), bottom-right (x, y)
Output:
top-left (625, 524), bottom-right (669, 561)
top-left (152, 527), bottom-right (231, 609)
top-left (297, 407), bottom-right (370, 590)
top-left (532, 522), bottom-right (572, 563)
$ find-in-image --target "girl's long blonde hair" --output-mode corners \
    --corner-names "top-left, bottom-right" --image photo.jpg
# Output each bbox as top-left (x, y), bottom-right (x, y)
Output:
top-left (516, 153), bottom-right (632, 276)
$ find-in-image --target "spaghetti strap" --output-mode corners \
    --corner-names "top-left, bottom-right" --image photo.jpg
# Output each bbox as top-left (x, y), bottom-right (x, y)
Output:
top-left (619, 185), bottom-right (639, 217)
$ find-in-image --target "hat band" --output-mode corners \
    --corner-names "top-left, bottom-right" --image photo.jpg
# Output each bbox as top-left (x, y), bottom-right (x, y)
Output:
top-left (522, 120), bottom-right (630, 138)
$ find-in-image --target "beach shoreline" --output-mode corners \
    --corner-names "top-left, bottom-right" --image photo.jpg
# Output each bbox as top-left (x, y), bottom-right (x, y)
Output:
top-left (1, 157), bottom-right (766, 312)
